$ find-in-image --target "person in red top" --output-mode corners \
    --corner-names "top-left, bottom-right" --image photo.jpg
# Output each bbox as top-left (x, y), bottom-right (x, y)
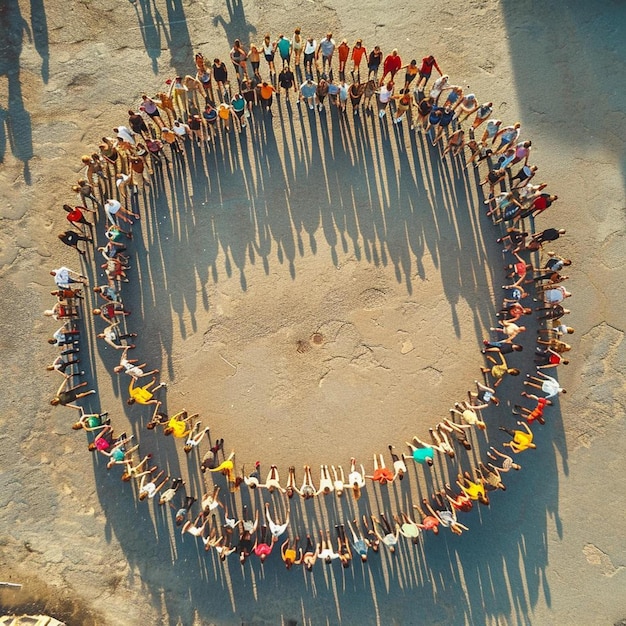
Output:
top-left (534, 347), bottom-right (570, 369)
top-left (365, 454), bottom-right (395, 484)
top-left (93, 301), bottom-right (130, 322)
top-left (350, 39), bottom-right (367, 79)
top-left (515, 392), bottom-right (552, 425)
top-left (380, 48), bottom-right (402, 86)
top-left (519, 194), bottom-right (558, 220)
top-left (63, 204), bottom-right (95, 234)
top-left (418, 55), bottom-right (442, 88)
top-left (337, 39), bottom-right (350, 80)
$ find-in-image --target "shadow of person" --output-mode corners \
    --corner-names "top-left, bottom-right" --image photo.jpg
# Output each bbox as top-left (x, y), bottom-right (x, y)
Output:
top-left (0, 1), bottom-right (34, 182)
top-left (164, 0), bottom-right (193, 75)
top-left (133, 0), bottom-right (167, 75)
top-left (29, 0), bottom-right (49, 83)
top-left (212, 0), bottom-right (256, 48)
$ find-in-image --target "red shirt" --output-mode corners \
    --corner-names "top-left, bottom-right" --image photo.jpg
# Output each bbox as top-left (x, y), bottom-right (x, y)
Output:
top-left (419, 56), bottom-right (440, 75)
top-left (384, 54), bottom-right (402, 75)
top-left (67, 207), bottom-right (84, 222)
top-left (338, 43), bottom-right (350, 62)
top-left (533, 195), bottom-right (552, 210)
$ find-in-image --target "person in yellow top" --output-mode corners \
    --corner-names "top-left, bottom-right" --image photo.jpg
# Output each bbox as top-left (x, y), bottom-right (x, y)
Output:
top-left (210, 450), bottom-right (236, 482)
top-left (480, 352), bottom-right (520, 387)
top-left (127, 377), bottom-right (166, 406)
top-left (500, 421), bottom-right (536, 453)
top-left (456, 471), bottom-right (490, 506)
top-left (217, 102), bottom-right (232, 132)
top-left (163, 409), bottom-right (196, 438)
top-left (281, 537), bottom-right (302, 569)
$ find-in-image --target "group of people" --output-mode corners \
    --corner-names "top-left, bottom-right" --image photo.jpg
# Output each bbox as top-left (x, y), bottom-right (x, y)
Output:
top-left (43, 36), bottom-right (575, 571)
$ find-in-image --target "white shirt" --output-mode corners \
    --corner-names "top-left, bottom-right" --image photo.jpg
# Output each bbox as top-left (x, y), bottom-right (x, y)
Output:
top-left (304, 40), bottom-right (317, 55)
top-left (105, 199), bottom-right (121, 214)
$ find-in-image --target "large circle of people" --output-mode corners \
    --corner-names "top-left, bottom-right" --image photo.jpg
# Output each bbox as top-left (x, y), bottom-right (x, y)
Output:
top-left (46, 29), bottom-right (573, 569)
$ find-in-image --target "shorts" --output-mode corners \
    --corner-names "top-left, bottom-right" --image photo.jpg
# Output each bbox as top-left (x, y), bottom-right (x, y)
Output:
top-left (265, 53), bottom-right (275, 63)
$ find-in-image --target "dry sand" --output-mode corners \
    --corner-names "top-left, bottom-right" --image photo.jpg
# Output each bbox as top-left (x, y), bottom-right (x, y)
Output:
top-left (0, 0), bottom-right (625, 624)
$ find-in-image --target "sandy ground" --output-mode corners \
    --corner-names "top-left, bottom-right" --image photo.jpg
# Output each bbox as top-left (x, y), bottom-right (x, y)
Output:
top-left (0, 0), bottom-right (625, 624)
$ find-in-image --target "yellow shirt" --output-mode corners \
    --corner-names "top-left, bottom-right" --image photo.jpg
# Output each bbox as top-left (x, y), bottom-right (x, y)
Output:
top-left (168, 418), bottom-right (187, 438)
top-left (513, 431), bottom-right (534, 450)
top-left (129, 384), bottom-right (153, 404)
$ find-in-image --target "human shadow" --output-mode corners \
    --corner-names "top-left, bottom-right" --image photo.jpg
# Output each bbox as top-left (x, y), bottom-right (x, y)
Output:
top-left (212, 0), bottom-right (257, 49)
top-left (501, 1), bottom-right (626, 191)
top-left (0, 0), bottom-right (42, 182)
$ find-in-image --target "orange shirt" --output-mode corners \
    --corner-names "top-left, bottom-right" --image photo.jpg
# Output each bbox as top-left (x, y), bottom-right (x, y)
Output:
top-left (352, 46), bottom-right (367, 65)
top-left (260, 84), bottom-right (275, 100)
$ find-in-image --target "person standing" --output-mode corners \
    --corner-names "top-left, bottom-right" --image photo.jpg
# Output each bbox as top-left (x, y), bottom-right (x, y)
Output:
top-left (303, 36), bottom-right (317, 79)
top-left (350, 39), bottom-right (367, 80)
top-left (417, 54), bottom-right (442, 88)
top-left (276, 34), bottom-right (291, 69)
top-left (317, 32), bottom-right (336, 78)
top-left (58, 231), bottom-right (92, 256)
top-left (262, 34), bottom-right (277, 83)
top-left (337, 39), bottom-right (350, 81)
top-left (380, 48), bottom-right (402, 86)
top-left (229, 39), bottom-right (248, 83)
top-left (291, 28), bottom-right (304, 67)
top-left (278, 65), bottom-right (297, 101)
top-left (259, 81), bottom-right (276, 115)
top-left (367, 45), bottom-right (383, 81)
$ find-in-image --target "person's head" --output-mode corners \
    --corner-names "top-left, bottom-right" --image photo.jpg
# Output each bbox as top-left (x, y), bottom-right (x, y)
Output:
top-left (509, 368), bottom-right (521, 376)
top-left (352, 483), bottom-right (361, 500)
top-left (72, 421), bottom-right (84, 431)
top-left (128, 110), bottom-right (136, 116)
top-left (295, 27), bottom-right (301, 35)
top-left (355, 39), bottom-right (362, 47)
top-left (163, 427), bottom-right (173, 436)
top-left (427, 54), bottom-right (435, 62)
top-left (386, 81), bottom-right (393, 90)
top-left (87, 442), bottom-right (97, 451)
top-left (326, 32), bottom-right (332, 40)
top-left (477, 420), bottom-right (487, 431)
top-left (264, 34), bottom-right (270, 41)
top-left (392, 48), bottom-right (398, 56)
top-left (374, 45), bottom-right (380, 52)
top-left (426, 457), bottom-right (433, 467)
top-left (233, 38), bottom-right (240, 47)
top-left (126, 397), bottom-right (136, 406)
top-left (92, 308), bottom-right (102, 316)
top-left (138, 492), bottom-right (148, 502)
top-left (512, 344), bottom-right (524, 352)
top-left (81, 154), bottom-right (91, 164)
top-left (262, 81), bottom-right (268, 87)
top-left (43, 309), bottom-right (55, 317)
top-left (213, 58), bottom-right (220, 64)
